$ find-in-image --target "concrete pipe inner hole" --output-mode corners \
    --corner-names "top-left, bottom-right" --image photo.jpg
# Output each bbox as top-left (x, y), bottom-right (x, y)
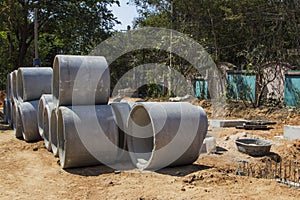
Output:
top-left (51, 110), bottom-right (57, 148)
top-left (43, 107), bottom-right (50, 141)
top-left (129, 106), bottom-right (154, 164)
top-left (12, 72), bottom-right (18, 98)
top-left (38, 102), bottom-right (44, 134)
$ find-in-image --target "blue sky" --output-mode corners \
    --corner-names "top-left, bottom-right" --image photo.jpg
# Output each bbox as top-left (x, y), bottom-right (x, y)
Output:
top-left (109, 0), bottom-right (139, 31)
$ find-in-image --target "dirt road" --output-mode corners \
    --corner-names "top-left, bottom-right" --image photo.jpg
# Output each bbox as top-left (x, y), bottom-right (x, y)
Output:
top-left (1, 118), bottom-right (300, 199)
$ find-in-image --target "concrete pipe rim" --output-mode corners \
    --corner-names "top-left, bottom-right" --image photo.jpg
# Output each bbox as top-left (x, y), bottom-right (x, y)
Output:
top-left (57, 108), bottom-right (66, 168)
top-left (52, 56), bottom-right (60, 109)
top-left (127, 104), bottom-right (155, 170)
top-left (43, 105), bottom-right (52, 151)
top-left (9, 101), bottom-right (13, 128)
top-left (50, 109), bottom-right (58, 157)
top-left (11, 70), bottom-right (18, 101)
top-left (16, 68), bottom-right (24, 102)
top-left (38, 95), bottom-right (53, 138)
top-left (6, 73), bottom-right (12, 99)
top-left (38, 98), bottom-right (45, 138)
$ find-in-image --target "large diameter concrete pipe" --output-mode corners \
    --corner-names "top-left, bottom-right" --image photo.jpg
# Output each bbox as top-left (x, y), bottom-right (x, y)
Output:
top-left (38, 94), bottom-right (53, 138)
top-left (12, 101), bottom-right (22, 138)
top-left (43, 104), bottom-right (52, 151)
top-left (110, 102), bottom-right (135, 170)
top-left (18, 100), bottom-right (41, 142)
top-left (50, 109), bottom-right (59, 157)
top-left (127, 102), bottom-right (208, 171)
top-left (52, 55), bottom-right (110, 108)
top-left (11, 70), bottom-right (18, 102)
top-left (17, 67), bottom-right (52, 102)
top-left (57, 105), bottom-right (119, 169)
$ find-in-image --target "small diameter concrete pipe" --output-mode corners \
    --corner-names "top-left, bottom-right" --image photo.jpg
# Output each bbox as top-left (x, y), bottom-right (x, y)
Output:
top-left (43, 104), bottom-right (53, 151)
top-left (127, 102), bottom-right (208, 171)
top-left (17, 67), bottom-right (52, 102)
top-left (52, 55), bottom-right (110, 108)
top-left (50, 109), bottom-right (59, 157)
top-left (57, 105), bottom-right (119, 169)
top-left (110, 102), bottom-right (135, 170)
top-left (18, 100), bottom-right (41, 142)
top-left (38, 94), bottom-right (53, 138)
top-left (12, 101), bottom-right (22, 138)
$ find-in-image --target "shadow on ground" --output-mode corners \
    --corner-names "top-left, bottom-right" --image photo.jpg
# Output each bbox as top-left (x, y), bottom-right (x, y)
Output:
top-left (157, 163), bottom-right (213, 177)
top-left (64, 165), bottom-right (115, 176)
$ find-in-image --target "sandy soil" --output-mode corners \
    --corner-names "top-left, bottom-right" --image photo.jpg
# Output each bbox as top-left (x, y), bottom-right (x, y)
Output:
top-left (0, 98), bottom-right (300, 199)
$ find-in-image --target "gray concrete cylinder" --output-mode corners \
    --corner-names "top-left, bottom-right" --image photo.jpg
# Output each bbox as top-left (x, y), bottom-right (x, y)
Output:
top-left (52, 55), bottom-right (110, 108)
top-left (18, 100), bottom-right (41, 142)
top-left (11, 70), bottom-right (18, 102)
top-left (43, 104), bottom-right (52, 151)
top-left (38, 94), bottom-right (53, 138)
top-left (50, 109), bottom-right (58, 157)
top-left (17, 67), bottom-right (52, 102)
top-left (12, 101), bottom-right (22, 138)
top-left (127, 102), bottom-right (208, 171)
top-left (57, 105), bottom-right (119, 169)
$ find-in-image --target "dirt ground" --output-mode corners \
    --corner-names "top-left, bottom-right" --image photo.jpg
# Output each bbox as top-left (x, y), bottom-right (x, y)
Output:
top-left (1, 97), bottom-right (300, 199)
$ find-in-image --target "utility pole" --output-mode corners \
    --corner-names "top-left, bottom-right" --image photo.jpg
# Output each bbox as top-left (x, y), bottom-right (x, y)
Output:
top-left (34, 8), bottom-right (40, 67)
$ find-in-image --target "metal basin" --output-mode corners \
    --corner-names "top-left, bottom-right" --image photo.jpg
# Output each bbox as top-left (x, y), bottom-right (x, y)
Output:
top-left (235, 138), bottom-right (272, 156)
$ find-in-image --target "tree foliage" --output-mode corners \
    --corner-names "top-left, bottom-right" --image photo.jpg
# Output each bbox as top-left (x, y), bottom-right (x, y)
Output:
top-left (129, 0), bottom-right (300, 104)
top-left (0, 0), bottom-right (120, 70)
top-left (131, 0), bottom-right (300, 65)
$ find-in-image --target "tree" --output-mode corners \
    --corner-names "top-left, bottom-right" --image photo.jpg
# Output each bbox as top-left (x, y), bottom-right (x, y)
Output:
top-left (0, 0), bottom-right (120, 68)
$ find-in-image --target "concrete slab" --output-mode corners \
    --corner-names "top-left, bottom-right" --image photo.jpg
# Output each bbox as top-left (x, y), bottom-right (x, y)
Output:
top-left (284, 125), bottom-right (300, 140)
top-left (209, 119), bottom-right (247, 128)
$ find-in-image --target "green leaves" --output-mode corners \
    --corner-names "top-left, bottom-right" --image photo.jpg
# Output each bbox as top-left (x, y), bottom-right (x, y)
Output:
top-left (0, 0), bottom-right (120, 68)
top-left (0, 31), bottom-right (8, 40)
